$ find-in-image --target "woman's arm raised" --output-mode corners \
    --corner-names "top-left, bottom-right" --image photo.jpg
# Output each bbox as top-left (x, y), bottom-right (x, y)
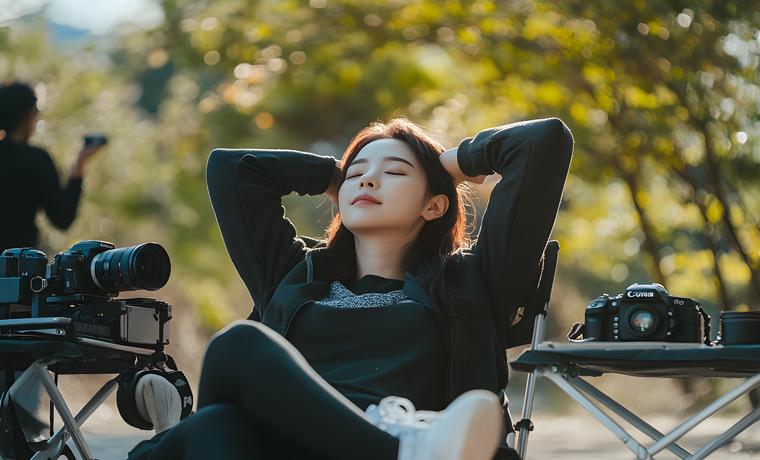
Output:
top-left (455, 118), bottom-right (573, 331)
top-left (439, 147), bottom-right (487, 186)
top-left (206, 149), bottom-right (338, 320)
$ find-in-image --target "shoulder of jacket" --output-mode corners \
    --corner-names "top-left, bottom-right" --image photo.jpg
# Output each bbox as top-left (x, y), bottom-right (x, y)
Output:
top-left (453, 250), bottom-right (480, 264)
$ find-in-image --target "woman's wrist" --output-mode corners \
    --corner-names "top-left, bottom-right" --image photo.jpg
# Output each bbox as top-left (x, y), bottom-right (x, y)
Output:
top-left (440, 147), bottom-right (487, 185)
top-left (71, 158), bottom-right (85, 179)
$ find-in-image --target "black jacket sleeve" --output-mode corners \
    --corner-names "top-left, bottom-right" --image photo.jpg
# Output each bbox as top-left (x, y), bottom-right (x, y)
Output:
top-left (206, 149), bottom-right (337, 319)
top-left (37, 150), bottom-right (83, 230)
top-left (456, 118), bottom-right (573, 324)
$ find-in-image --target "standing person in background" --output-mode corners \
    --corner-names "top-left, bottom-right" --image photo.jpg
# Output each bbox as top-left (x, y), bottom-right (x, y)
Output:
top-left (0, 80), bottom-right (104, 253)
top-left (0, 80), bottom-right (104, 459)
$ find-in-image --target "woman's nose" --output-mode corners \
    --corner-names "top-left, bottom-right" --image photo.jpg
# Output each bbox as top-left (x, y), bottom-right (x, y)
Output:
top-left (359, 176), bottom-right (378, 189)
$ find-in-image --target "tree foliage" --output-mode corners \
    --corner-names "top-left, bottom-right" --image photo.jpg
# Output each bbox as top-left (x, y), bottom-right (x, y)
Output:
top-left (2, 0), bottom-right (759, 337)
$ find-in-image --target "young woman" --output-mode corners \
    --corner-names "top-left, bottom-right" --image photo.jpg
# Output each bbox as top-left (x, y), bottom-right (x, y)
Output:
top-left (138, 116), bottom-right (573, 460)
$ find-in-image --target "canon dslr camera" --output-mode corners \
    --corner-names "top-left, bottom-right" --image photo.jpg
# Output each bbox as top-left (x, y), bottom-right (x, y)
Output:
top-left (576, 283), bottom-right (710, 344)
top-left (0, 240), bottom-right (172, 349)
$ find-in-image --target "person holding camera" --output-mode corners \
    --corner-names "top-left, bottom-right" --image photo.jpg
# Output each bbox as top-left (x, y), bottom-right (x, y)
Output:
top-left (0, 81), bottom-right (105, 253)
top-left (127, 116), bottom-right (573, 460)
top-left (0, 81), bottom-right (105, 457)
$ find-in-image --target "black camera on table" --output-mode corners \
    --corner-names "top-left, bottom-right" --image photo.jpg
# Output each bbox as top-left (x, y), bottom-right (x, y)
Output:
top-left (0, 240), bottom-right (173, 349)
top-left (580, 283), bottom-right (710, 344)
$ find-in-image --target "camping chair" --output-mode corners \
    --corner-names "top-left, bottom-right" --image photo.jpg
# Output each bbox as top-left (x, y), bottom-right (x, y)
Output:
top-left (0, 317), bottom-right (177, 460)
top-left (509, 241), bottom-right (760, 460)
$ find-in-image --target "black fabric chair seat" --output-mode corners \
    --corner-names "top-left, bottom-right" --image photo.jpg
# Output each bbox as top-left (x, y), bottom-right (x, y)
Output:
top-left (511, 342), bottom-right (760, 379)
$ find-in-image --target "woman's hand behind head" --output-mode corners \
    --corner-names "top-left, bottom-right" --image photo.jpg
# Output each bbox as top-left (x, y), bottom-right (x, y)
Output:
top-left (439, 148), bottom-right (488, 186)
top-left (324, 164), bottom-right (342, 202)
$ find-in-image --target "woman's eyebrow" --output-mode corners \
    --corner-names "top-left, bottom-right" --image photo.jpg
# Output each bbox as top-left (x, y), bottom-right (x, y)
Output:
top-left (347, 156), bottom-right (415, 168)
top-left (383, 156), bottom-right (414, 167)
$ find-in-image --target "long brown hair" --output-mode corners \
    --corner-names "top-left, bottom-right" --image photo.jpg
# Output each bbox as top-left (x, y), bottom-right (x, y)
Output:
top-left (313, 118), bottom-right (472, 343)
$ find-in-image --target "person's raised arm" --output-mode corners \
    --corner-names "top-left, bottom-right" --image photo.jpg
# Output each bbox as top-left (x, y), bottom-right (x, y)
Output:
top-left (206, 148), bottom-right (338, 320)
top-left (40, 142), bottom-right (104, 229)
top-left (451, 118), bottom-right (573, 334)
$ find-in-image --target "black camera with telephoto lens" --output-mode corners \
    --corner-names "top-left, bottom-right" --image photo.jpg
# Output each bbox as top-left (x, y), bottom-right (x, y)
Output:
top-left (0, 240), bottom-right (172, 349)
top-left (575, 283), bottom-right (711, 344)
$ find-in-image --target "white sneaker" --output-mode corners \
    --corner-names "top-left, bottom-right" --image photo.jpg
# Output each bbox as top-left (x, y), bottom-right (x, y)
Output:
top-left (365, 390), bottom-right (503, 460)
top-left (135, 373), bottom-right (182, 434)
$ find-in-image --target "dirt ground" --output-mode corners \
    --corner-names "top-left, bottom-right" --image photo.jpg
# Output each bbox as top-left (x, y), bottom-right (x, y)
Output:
top-left (64, 408), bottom-right (760, 460)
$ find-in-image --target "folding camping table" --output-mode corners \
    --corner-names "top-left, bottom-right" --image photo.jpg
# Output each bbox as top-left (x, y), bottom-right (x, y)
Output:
top-left (502, 240), bottom-right (760, 459)
top-left (511, 338), bottom-right (760, 460)
top-left (1, 317), bottom-right (156, 460)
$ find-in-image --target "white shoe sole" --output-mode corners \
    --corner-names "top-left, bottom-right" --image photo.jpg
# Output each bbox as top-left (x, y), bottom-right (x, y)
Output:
top-left (433, 390), bottom-right (503, 460)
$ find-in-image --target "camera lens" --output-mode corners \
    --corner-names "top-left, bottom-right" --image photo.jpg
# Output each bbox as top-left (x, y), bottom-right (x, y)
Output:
top-left (90, 243), bottom-right (171, 292)
top-left (624, 306), bottom-right (659, 337)
top-left (630, 310), bottom-right (654, 333)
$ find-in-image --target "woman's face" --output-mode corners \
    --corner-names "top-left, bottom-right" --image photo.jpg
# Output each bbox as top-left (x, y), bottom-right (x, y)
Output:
top-left (338, 138), bottom-right (441, 237)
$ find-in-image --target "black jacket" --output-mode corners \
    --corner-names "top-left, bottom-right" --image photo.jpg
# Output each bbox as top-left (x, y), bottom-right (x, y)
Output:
top-left (206, 117), bottom-right (573, 433)
top-left (0, 141), bottom-right (82, 252)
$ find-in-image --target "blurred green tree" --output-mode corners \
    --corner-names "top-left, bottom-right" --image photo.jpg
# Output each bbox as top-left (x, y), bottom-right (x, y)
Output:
top-left (120, 0), bottom-right (759, 321)
top-left (2, 0), bottom-right (758, 345)
top-left (2, 0), bottom-right (760, 416)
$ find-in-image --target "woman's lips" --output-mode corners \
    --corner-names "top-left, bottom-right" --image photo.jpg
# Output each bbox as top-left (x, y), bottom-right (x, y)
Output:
top-left (352, 194), bottom-right (381, 205)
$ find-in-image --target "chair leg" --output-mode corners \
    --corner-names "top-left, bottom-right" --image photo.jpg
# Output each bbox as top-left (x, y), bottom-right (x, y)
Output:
top-left (515, 311), bottom-right (547, 459)
top-left (514, 370), bottom-right (538, 459)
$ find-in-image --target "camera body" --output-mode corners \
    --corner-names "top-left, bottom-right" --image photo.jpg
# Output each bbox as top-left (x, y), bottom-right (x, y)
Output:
top-left (583, 283), bottom-right (710, 344)
top-left (47, 240), bottom-right (119, 296)
top-left (45, 240), bottom-right (170, 297)
top-left (83, 134), bottom-right (108, 148)
top-left (0, 241), bottom-right (172, 348)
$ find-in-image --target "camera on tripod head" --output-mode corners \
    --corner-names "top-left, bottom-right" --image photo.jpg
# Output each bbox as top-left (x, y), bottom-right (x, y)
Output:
top-left (0, 240), bottom-right (173, 349)
top-left (570, 283), bottom-right (711, 344)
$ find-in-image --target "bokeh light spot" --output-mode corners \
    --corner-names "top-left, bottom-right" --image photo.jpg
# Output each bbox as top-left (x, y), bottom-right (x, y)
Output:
top-left (611, 264), bottom-right (629, 282)
top-left (364, 14), bottom-right (381, 27)
top-left (267, 58), bottom-right (286, 72)
top-left (255, 112), bottom-right (274, 129)
top-left (437, 27), bottom-right (454, 41)
top-left (204, 50), bottom-right (221, 65)
top-left (289, 51), bottom-right (306, 65)
top-left (147, 49), bottom-right (169, 68)
top-left (676, 13), bottom-right (692, 28)
top-left (234, 63), bottom-right (254, 79)
top-left (200, 17), bottom-right (219, 31)
top-left (286, 30), bottom-right (303, 43)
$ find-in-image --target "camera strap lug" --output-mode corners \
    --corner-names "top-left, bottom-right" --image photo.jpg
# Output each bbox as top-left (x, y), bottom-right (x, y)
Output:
top-left (568, 322), bottom-right (598, 343)
top-left (567, 322), bottom-right (584, 341)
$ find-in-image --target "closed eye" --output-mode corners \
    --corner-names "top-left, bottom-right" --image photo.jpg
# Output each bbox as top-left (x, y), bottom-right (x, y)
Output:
top-left (385, 172), bottom-right (405, 176)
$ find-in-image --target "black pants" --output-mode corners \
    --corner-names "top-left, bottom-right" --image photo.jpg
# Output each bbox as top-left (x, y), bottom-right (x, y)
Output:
top-left (146, 321), bottom-right (400, 459)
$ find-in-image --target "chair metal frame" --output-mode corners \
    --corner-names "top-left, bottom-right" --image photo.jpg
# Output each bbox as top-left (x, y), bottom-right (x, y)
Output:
top-left (1, 317), bottom-right (154, 460)
top-left (511, 246), bottom-right (760, 460)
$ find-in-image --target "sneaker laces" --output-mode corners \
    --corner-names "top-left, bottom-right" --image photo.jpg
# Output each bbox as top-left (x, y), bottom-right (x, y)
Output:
top-left (365, 396), bottom-right (439, 435)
